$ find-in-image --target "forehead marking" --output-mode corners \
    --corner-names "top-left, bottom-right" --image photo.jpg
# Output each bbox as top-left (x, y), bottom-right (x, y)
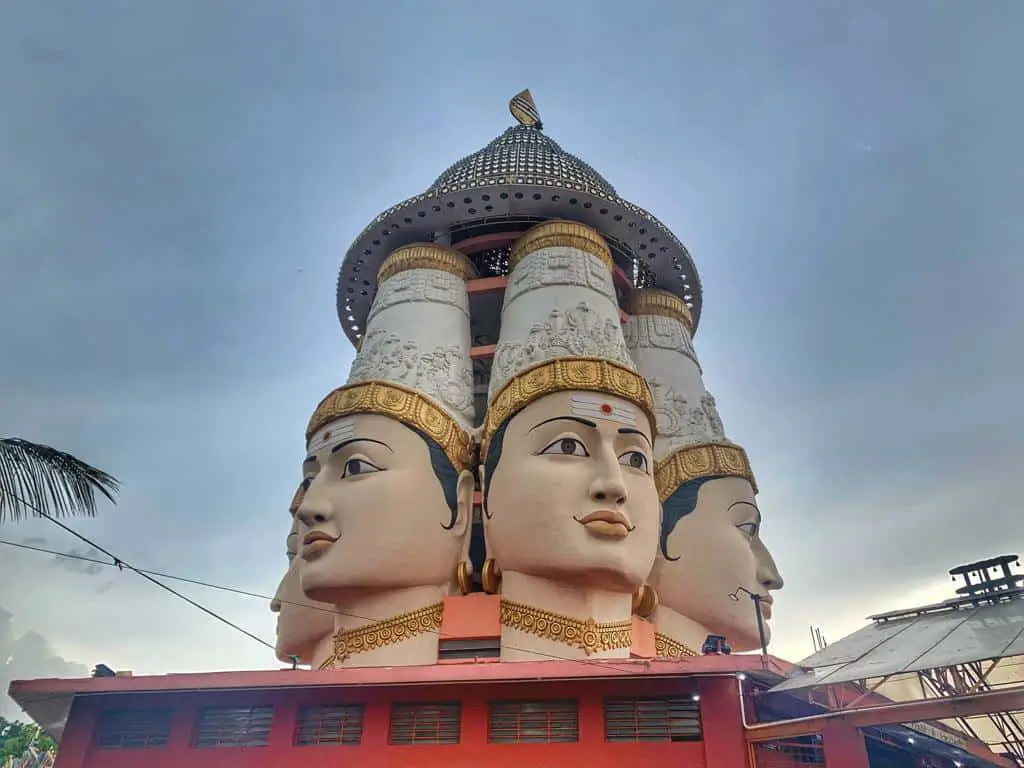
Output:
top-left (307, 418), bottom-right (355, 454)
top-left (570, 394), bottom-right (637, 427)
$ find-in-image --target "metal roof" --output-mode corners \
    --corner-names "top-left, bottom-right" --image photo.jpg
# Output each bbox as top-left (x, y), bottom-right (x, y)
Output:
top-left (772, 594), bottom-right (1024, 692)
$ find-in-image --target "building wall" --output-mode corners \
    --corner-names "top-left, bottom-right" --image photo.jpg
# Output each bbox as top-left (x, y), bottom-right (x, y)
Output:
top-left (53, 677), bottom-right (739, 768)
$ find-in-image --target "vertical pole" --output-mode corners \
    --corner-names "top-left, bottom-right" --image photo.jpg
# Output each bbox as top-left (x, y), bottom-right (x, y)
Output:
top-left (751, 594), bottom-right (768, 664)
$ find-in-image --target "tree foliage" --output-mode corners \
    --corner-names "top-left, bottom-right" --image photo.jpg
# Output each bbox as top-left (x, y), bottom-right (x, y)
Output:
top-left (0, 718), bottom-right (56, 760)
top-left (0, 438), bottom-right (119, 524)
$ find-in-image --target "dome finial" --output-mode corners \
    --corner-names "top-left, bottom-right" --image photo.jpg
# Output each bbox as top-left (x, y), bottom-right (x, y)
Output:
top-left (509, 89), bottom-right (543, 130)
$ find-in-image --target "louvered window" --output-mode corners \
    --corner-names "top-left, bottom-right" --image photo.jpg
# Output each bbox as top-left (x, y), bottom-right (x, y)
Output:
top-left (388, 702), bottom-right (461, 745)
top-left (488, 699), bottom-right (578, 743)
top-left (95, 708), bottom-right (173, 749)
top-left (194, 706), bottom-right (273, 748)
top-left (438, 638), bottom-right (500, 660)
top-left (294, 704), bottom-right (364, 746)
top-left (604, 696), bottom-right (702, 742)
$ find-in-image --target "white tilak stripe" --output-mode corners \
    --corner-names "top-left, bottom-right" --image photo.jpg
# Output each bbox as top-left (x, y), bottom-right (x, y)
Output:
top-left (569, 395), bottom-right (638, 427)
top-left (307, 421), bottom-right (355, 454)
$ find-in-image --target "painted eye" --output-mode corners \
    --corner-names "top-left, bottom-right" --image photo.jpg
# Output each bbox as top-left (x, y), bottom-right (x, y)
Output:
top-left (342, 458), bottom-right (381, 478)
top-left (737, 522), bottom-right (758, 537)
top-left (541, 437), bottom-right (589, 457)
top-left (619, 450), bottom-right (649, 472)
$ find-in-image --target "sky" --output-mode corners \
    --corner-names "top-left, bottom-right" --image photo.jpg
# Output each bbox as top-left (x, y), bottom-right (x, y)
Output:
top-left (2, 0), bottom-right (1023, 720)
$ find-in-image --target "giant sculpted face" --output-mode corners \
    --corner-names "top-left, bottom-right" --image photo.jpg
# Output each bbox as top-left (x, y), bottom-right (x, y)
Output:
top-left (297, 412), bottom-right (472, 603)
top-left (270, 516), bottom-right (334, 663)
top-left (482, 390), bottom-right (660, 591)
top-left (652, 475), bottom-right (784, 650)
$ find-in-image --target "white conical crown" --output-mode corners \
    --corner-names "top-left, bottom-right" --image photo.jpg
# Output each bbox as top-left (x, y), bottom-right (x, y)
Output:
top-left (306, 243), bottom-right (477, 471)
top-left (624, 289), bottom-right (755, 500)
top-left (483, 220), bottom-right (655, 459)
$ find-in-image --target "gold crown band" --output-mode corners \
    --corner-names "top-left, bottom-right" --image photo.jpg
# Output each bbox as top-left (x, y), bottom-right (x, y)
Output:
top-left (509, 220), bottom-right (614, 273)
top-left (654, 441), bottom-right (757, 502)
top-left (377, 243), bottom-right (477, 284)
top-left (482, 357), bottom-right (656, 461)
top-left (654, 632), bottom-right (698, 659)
top-left (307, 381), bottom-right (475, 472)
top-left (629, 288), bottom-right (693, 332)
top-left (288, 483), bottom-right (306, 515)
top-left (500, 598), bottom-right (633, 657)
top-left (319, 602), bottom-right (443, 669)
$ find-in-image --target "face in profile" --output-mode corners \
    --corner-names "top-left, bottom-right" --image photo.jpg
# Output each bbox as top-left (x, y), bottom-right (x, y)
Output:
top-left (270, 517), bottom-right (334, 663)
top-left (297, 413), bottom-right (469, 604)
top-left (483, 390), bottom-right (660, 592)
top-left (652, 476), bottom-right (784, 650)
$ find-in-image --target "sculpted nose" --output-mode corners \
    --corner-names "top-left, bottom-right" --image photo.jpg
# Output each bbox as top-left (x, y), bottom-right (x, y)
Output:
top-left (755, 539), bottom-right (784, 591)
top-left (589, 451), bottom-right (628, 506)
top-left (296, 489), bottom-right (332, 528)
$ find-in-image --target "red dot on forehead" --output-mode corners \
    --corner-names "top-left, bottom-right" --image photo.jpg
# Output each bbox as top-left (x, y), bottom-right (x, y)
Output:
top-left (600, 403), bottom-right (613, 415)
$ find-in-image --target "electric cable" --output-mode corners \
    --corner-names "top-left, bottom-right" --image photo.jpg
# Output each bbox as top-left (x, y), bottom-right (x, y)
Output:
top-left (0, 528), bottom-right (664, 675)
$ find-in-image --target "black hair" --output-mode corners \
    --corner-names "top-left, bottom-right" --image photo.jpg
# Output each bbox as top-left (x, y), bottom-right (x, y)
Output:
top-left (410, 426), bottom-right (461, 530)
top-left (659, 475), bottom-right (728, 561)
top-left (481, 418), bottom-right (512, 518)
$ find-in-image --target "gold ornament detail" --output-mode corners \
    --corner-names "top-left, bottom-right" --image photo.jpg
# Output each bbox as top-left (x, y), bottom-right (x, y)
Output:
top-left (481, 558), bottom-right (502, 595)
top-left (377, 243), bottom-right (477, 283)
top-left (509, 220), bottom-right (613, 273)
top-left (629, 288), bottom-right (693, 332)
top-left (482, 357), bottom-right (657, 461)
top-left (654, 632), bottom-right (698, 659)
top-left (307, 381), bottom-right (475, 472)
top-left (288, 482), bottom-right (306, 515)
top-left (500, 598), bottom-right (632, 656)
top-left (655, 441), bottom-right (757, 502)
top-left (632, 584), bottom-right (659, 618)
top-left (319, 603), bottom-right (443, 669)
top-left (456, 561), bottom-right (473, 596)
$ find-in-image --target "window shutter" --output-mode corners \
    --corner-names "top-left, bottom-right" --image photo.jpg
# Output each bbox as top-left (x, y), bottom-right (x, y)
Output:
top-left (488, 699), bottom-right (579, 743)
top-left (294, 704), bottom-right (364, 746)
top-left (95, 708), bottom-right (173, 749)
top-left (194, 706), bottom-right (274, 748)
top-left (388, 702), bottom-right (461, 745)
top-left (604, 696), bottom-right (702, 742)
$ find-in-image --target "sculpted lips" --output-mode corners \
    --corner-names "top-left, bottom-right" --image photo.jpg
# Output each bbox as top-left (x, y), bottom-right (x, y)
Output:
top-left (574, 510), bottom-right (634, 540)
top-left (302, 530), bottom-right (337, 559)
top-left (758, 595), bottom-right (774, 620)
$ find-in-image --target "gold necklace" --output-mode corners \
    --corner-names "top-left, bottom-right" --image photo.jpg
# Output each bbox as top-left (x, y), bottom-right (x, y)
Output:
top-left (654, 632), bottom-right (698, 658)
top-left (319, 603), bottom-right (443, 669)
top-left (500, 598), bottom-right (632, 657)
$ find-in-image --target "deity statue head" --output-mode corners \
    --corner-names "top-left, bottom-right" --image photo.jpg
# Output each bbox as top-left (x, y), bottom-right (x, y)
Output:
top-left (297, 243), bottom-right (477, 605)
top-left (270, 483), bottom-right (334, 664)
top-left (625, 289), bottom-right (784, 654)
top-left (481, 222), bottom-right (661, 600)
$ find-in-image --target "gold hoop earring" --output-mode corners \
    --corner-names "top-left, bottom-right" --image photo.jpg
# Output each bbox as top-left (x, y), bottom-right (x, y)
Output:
top-left (632, 584), bottom-right (658, 618)
top-left (482, 559), bottom-right (502, 595)
top-left (456, 561), bottom-right (472, 596)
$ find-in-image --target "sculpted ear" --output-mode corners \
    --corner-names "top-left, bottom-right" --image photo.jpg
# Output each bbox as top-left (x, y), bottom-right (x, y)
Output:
top-left (453, 469), bottom-right (474, 539)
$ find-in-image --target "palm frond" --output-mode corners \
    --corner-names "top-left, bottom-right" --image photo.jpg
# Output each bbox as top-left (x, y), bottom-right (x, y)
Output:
top-left (0, 438), bottom-right (119, 524)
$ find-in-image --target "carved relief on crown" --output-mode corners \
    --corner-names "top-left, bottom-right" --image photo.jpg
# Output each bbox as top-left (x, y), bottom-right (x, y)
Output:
top-left (367, 268), bottom-right (470, 324)
top-left (489, 301), bottom-right (635, 399)
top-left (629, 289), bottom-right (693, 332)
top-left (504, 245), bottom-right (616, 305)
top-left (509, 220), bottom-right (614, 273)
top-left (377, 243), bottom-right (476, 283)
top-left (648, 377), bottom-right (726, 448)
top-left (347, 328), bottom-right (475, 424)
top-left (623, 314), bottom-right (699, 370)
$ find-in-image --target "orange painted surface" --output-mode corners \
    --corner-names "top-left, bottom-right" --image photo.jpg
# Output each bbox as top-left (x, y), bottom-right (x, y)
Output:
top-left (466, 276), bottom-right (507, 295)
top-left (55, 677), bottom-right (711, 768)
top-left (440, 595), bottom-right (500, 641)
top-left (821, 721), bottom-right (870, 768)
top-left (469, 344), bottom-right (496, 360)
top-left (629, 617), bottom-right (655, 659)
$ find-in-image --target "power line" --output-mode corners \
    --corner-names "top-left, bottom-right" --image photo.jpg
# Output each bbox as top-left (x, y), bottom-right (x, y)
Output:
top-left (5, 493), bottom-right (274, 650)
top-left (0, 535), bottom-right (657, 675)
